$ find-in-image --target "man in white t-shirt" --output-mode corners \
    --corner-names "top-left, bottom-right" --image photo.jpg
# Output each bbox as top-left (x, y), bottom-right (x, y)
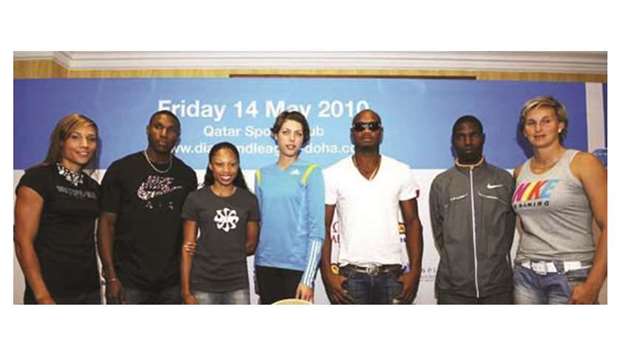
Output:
top-left (320, 109), bottom-right (424, 304)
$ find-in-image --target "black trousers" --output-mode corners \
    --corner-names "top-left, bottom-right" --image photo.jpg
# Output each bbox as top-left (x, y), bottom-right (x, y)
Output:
top-left (255, 265), bottom-right (303, 304)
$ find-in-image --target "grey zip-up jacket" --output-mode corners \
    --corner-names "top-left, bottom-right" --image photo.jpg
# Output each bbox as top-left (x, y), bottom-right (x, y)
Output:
top-left (429, 161), bottom-right (516, 298)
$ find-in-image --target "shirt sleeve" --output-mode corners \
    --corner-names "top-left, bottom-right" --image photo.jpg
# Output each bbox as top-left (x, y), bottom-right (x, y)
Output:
top-left (323, 166), bottom-right (337, 205)
top-left (300, 239), bottom-right (323, 287)
top-left (502, 171), bottom-right (517, 248)
top-left (300, 165), bottom-right (326, 287)
top-left (181, 191), bottom-right (199, 221)
top-left (248, 191), bottom-right (260, 222)
top-left (306, 165), bottom-right (326, 242)
top-left (99, 162), bottom-right (123, 213)
top-left (429, 176), bottom-right (444, 252)
top-left (17, 166), bottom-right (50, 200)
top-left (188, 168), bottom-right (198, 191)
top-left (399, 168), bottom-right (420, 201)
top-left (254, 169), bottom-right (263, 212)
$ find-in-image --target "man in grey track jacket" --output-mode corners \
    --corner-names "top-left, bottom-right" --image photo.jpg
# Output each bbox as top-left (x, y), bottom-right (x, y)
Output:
top-left (429, 115), bottom-right (516, 304)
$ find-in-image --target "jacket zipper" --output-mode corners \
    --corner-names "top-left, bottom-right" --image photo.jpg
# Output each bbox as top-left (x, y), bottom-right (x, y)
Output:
top-left (469, 167), bottom-right (480, 298)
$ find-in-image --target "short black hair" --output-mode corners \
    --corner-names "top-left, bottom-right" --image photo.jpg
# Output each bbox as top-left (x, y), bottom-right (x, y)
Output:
top-left (149, 110), bottom-right (181, 133)
top-left (452, 115), bottom-right (483, 139)
top-left (352, 109), bottom-right (382, 125)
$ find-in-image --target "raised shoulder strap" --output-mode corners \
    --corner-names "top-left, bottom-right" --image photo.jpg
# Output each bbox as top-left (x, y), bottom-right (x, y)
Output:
top-left (301, 164), bottom-right (318, 186)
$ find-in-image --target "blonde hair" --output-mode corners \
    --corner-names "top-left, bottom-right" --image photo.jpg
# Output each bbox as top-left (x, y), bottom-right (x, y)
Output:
top-left (519, 96), bottom-right (568, 143)
top-left (43, 113), bottom-right (99, 169)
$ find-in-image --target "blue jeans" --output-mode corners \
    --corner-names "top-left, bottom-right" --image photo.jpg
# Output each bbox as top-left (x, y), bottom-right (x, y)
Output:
top-left (513, 264), bottom-right (590, 304)
top-left (340, 266), bottom-right (404, 304)
top-left (120, 284), bottom-right (182, 304)
top-left (193, 289), bottom-right (250, 305)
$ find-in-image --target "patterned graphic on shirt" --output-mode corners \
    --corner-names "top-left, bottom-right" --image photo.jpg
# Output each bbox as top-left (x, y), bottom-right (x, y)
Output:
top-left (512, 179), bottom-right (559, 208)
top-left (214, 208), bottom-right (239, 232)
top-left (137, 175), bottom-right (183, 210)
top-left (56, 185), bottom-right (97, 200)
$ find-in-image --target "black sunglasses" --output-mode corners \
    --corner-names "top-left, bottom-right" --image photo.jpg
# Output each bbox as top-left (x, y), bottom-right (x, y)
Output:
top-left (352, 122), bottom-right (382, 132)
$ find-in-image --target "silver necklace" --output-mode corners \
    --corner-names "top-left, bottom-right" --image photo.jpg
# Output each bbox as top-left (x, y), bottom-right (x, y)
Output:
top-left (143, 150), bottom-right (173, 174)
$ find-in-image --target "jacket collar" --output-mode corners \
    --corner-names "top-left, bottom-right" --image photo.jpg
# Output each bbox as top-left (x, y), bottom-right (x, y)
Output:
top-left (454, 156), bottom-right (486, 173)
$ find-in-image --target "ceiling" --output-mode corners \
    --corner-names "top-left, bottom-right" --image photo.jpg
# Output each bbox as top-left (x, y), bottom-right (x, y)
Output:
top-left (13, 51), bottom-right (606, 74)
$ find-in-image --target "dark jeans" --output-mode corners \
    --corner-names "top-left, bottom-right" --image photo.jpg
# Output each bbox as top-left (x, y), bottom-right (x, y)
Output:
top-left (24, 288), bottom-right (102, 305)
top-left (116, 284), bottom-right (181, 304)
top-left (436, 289), bottom-right (513, 304)
top-left (255, 265), bottom-right (303, 304)
top-left (339, 265), bottom-right (404, 304)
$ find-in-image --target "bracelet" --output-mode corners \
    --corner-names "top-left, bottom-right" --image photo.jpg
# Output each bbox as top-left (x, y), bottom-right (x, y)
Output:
top-left (330, 264), bottom-right (340, 274)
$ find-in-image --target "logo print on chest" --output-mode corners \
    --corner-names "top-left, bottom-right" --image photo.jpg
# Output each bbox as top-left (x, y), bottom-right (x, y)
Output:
top-left (512, 179), bottom-right (559, 208)
top-left (214, 208), bottom-right (239, 232)
top-left (137, 175), bottom-right (183, 209)
top-left (137, 175), bottom-right (182, 201)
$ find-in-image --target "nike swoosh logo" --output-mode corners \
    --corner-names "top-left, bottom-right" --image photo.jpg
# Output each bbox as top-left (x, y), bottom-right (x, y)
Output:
top-left (486, 183), bottom-right (503, 189)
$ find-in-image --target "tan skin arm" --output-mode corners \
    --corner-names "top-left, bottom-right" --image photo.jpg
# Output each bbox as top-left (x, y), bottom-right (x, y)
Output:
top-left (569, 152), bottom-right (607, 304)
top-left (181, 220), bottom-right (198, 304)
top-left (97, 211), bottom-right (125, 304)
top-left (320, 204), bottom-right (353, 304)
top-left (14, 186), bottom-right (54, 304)
top-left (397, 198), bottom-right (424, 304)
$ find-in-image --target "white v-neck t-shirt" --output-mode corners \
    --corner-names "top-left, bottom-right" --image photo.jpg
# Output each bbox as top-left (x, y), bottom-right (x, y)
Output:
top-left (324, 155), bottom-right (420, 266)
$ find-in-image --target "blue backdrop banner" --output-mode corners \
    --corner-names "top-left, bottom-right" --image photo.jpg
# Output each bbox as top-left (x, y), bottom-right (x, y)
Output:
top-left (14, 78), bottom-right (588, 170)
